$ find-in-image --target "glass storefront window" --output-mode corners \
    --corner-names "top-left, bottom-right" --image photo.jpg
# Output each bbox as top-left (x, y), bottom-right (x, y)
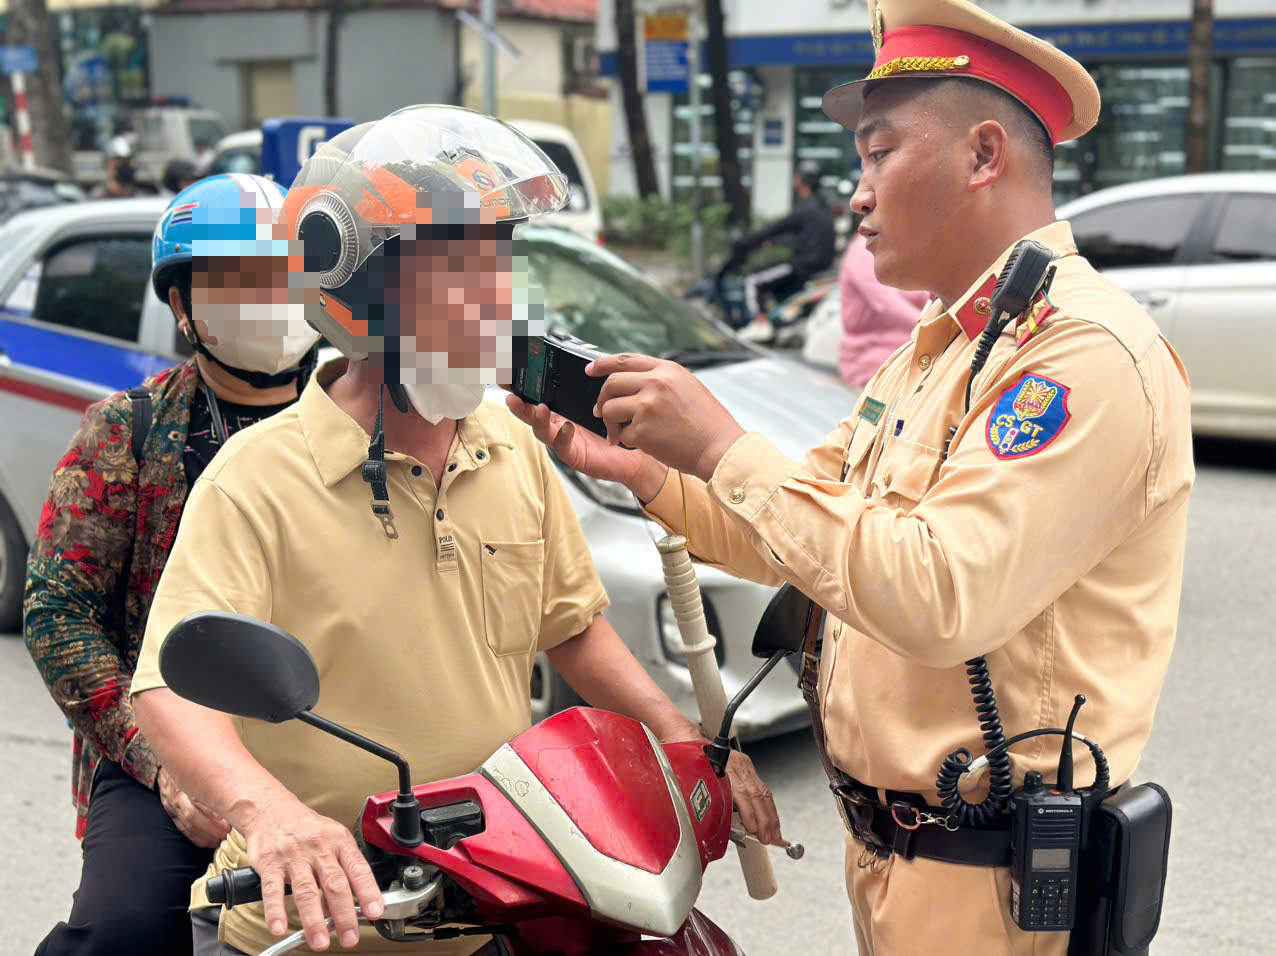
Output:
top-left (1087, 64), bottom-right (1190, 190)
top-left (794, 68), bottom-right (867, 204)
top-left (670, 70), bottom-right (758, 205)
top-left (1221, 57), bottom-right (1276, 171)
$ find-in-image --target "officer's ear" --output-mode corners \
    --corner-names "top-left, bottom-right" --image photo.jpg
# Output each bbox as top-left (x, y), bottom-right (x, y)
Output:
top-left (967, 119), bottom-right (1011, 193)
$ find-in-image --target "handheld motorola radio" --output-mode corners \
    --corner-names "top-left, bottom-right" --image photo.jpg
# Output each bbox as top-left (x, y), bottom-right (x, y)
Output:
top-left (1008, 696), bottom-right (1089, 931)
top-left (512, 327), bottom-right (610, 438)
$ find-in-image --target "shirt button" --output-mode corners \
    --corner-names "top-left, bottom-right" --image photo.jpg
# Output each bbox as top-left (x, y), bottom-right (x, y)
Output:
top-left (476, 450), bottom-right (486, 460)
top-left (411, 465), bottom-right (423, 477)
top-left (447, 463), bottom-right (457, 472)
top-left (436, 509), bottom-right (445, 520)
top-left (729, 488), bottom-right (745, 504)
top-left (918, 354), bottom-right (932, 370)
top-left (832, 621), bottom-right (843, 640)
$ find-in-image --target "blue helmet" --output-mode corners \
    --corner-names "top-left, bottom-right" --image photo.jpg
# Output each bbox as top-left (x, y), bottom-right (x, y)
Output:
top-left (151, 173), bottom-right (291, 304)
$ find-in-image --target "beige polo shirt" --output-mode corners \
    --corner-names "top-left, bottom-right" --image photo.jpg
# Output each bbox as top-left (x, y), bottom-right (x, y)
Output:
top-left (644, 221), bottom-right (1194, 805)
top-left (131, 361), bottom-right (608, 954)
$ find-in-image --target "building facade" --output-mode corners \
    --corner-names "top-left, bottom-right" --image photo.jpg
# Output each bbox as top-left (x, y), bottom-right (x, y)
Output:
top-left (596, 0), bottom-right (1276, 218)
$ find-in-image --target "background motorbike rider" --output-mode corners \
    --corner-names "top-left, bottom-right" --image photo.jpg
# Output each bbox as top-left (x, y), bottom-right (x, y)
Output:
top-left (129, 106), bottom-right (783, 956)
top-left (734, 159), bottom-right (835, 344)
top-left (25, 173), bottom-right (319, 956)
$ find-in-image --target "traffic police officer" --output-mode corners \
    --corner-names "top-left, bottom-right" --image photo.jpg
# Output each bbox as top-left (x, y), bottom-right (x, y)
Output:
top-left (507, 0), bottom-right (1195, 952)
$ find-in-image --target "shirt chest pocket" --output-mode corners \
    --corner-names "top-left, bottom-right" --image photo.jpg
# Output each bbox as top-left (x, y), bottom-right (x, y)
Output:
top-left (870, 440), bottom-right (941, 508)
top-left (480, 539), bottom-right (546, 657)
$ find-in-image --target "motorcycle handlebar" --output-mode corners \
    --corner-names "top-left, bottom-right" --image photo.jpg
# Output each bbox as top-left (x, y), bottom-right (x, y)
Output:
top-left (206, 866), bottom-right (264, 908)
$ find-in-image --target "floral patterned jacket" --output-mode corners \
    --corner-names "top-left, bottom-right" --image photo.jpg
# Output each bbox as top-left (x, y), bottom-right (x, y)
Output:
top-left (24, 359), bottom-right (200, 837)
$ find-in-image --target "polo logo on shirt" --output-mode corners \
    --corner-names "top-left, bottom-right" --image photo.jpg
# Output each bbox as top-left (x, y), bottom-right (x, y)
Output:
top-left (986, 373), bottom-right (1071, 460)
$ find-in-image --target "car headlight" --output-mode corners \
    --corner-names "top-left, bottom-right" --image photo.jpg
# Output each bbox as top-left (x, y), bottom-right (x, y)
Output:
top-left (658, 594), bottom-right (725, 668)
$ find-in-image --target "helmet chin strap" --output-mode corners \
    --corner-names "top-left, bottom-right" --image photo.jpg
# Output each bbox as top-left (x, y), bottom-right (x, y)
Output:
top-left (191, 338), bottom-right (310, 389)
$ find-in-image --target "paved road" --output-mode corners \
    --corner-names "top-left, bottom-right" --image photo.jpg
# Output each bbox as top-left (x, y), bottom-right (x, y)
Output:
top-left (1, 437), bottom-right (1270, 955)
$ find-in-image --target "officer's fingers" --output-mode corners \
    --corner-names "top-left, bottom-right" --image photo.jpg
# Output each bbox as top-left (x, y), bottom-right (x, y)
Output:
top-left (594, 371), bottom-right (646, 411)
top-left (597, 395), bottom-right (641, 447)
top-left (588, 353), bottom-right (660, 377)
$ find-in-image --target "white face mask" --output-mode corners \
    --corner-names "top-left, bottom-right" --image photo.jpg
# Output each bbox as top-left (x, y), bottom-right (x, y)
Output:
top-left (197, 303), bottom-right (321, 375)
top-left (400, 382), bottom-right (486, 425)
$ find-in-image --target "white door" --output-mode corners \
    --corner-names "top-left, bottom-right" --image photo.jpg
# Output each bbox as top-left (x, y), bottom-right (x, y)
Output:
top-left (1066, 192), bottom-right (1211, 346)
top-left (1171, 193), bottom-right (1276, 438)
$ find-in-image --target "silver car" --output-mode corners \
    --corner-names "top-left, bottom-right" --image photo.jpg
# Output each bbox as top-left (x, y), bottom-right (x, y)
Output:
top-left (0, 205), bottom-right (855, 739)
top-left (1057, 172), bottom-right (1276, 441)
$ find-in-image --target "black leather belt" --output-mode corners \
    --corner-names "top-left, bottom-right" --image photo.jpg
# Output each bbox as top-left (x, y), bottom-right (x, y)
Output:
top-left (833, 774), bottom-right (1011, 867)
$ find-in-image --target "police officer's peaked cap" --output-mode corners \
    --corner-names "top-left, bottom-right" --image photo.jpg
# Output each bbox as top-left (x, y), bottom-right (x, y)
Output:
top-left (823, 0), bottom-right (1101, 145)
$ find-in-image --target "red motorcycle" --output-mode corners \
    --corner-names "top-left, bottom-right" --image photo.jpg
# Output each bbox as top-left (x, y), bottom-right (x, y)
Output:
top-left (159, 593), bottom-right (805, 955)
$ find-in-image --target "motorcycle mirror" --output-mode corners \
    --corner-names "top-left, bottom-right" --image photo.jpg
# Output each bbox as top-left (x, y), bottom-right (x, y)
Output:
top-left (751, 583), bottom-right (815, 659)
top-left (159, 611), bottom-right (320, 722)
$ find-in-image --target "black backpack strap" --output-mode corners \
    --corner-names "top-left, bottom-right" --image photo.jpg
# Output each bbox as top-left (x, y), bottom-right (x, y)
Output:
top-left (126, 386), bottom-right (153, 463)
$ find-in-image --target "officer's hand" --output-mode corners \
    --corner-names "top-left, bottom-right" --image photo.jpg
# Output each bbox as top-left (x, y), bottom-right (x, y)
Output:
top-left (505, 393), bottom-right (668, 502)
top-left (725, 750), bottom-right (784, 846)
top-left (240, 793), bottom-right (384, 950)
top-left (589, 355), bottom-right (746, 484)
top-left (157, 767), bottom-right (232, 849)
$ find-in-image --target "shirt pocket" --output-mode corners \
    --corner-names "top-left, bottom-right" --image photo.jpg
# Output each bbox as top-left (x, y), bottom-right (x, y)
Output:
top-left (871, 440), bottom-right (941, 508)
top-left (480, 539), bottom-right (546, 657)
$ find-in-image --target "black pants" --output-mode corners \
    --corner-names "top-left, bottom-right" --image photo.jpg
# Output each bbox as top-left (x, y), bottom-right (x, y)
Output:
top-left (36, 758), bottom-right (216, 956)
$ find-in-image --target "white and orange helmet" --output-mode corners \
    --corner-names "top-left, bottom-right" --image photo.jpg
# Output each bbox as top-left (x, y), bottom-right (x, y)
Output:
top-left (278, 105), bottom-right (568, 361)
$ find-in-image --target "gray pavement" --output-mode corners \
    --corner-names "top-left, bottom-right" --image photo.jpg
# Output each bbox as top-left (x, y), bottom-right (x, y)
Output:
top-left (1, 436), bottom-right (1271, 955)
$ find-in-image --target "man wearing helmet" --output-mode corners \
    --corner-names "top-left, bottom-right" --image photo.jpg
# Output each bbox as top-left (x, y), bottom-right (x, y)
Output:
top-left (129, 107), bottom-right (782, 956)
top-left (25, 173), bottom-right (320, 955)
top-left (734, 159), bottom-right (836, 343)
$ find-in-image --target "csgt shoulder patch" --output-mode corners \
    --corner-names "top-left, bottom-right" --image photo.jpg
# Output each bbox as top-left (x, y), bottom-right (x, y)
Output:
top-left (986, 374), bottom-right (1071, 460)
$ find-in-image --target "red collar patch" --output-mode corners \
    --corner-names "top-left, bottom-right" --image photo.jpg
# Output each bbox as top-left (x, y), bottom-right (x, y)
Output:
top-left (953, 274), bottom-right (998, 340)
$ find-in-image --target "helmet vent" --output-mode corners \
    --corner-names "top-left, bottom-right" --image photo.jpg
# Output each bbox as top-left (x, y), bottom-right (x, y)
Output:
top-left (299, 192), bottom-right (359, 289)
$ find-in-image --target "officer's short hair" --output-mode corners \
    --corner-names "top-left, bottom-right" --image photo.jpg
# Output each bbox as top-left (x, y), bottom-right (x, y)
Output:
top-left (931, 78), bottom-right (1055, 184)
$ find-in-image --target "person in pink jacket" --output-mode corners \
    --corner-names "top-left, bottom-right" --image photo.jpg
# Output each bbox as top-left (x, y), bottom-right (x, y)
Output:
top-left (838, 233), bottom-right (929, 387)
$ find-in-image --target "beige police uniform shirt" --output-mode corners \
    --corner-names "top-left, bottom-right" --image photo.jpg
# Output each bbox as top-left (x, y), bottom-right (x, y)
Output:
top-left (645, 221), bottom-right (1194, 804)
top-left (131, 360), bottom-right (608, 955)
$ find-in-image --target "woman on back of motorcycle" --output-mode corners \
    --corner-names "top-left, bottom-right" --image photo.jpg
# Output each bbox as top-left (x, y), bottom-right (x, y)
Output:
top-left (24, 173), bottom-right (320, 956)
top-left (127, 106), bottom-right (782, 956)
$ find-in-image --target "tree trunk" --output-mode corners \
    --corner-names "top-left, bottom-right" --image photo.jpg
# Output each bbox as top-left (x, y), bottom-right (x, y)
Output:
top-left (615, 0), bottom-right (660, 198)
top-left (704, 0), bottom-right (748, 226)
top-left (5, 0), bottom-right (71, 173)
top-left (324, 0), bottom-right (344, 118)
top-left (1185, 0), bottom-right (1213, 173)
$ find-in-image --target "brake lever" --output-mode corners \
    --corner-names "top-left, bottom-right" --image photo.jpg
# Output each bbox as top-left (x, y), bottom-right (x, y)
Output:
top-left (257, 877), bottom-right (445, 955)
top-left (729, 823), bottom-right (805, 860)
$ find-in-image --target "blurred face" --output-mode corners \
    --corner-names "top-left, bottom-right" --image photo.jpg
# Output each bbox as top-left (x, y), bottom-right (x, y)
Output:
top-left (391, 230), bottom-right (515, 377)
top-left (850, 82), bottom-right (969, 293)
top-left (188, 255), bottom-right (292, 344)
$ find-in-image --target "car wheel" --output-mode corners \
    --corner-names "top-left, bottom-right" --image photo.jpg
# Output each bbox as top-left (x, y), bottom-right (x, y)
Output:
top-left (529, 652), bottom-right (582, 725)
top-left (0, 496), bottom-right (27, 633)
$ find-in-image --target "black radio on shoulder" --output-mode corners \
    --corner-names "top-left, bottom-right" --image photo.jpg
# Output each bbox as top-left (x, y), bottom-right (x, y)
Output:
top-left (1009, 770), bottom-right (1084, 931)
top-left (511, 327), bottom-right (610, 439)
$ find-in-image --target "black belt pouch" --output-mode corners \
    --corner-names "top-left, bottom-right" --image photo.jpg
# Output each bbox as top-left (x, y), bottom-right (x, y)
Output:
top-left (1069, 783), bottom-right (1172, 956)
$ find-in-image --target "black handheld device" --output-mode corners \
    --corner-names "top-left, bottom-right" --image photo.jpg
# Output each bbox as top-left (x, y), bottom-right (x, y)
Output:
top-left (1009, 695), bottom-right (1090, 932)
top-left (964, 239), bottom-right (1056, 413)
top-left (511, 328), bottom-right (610, 439)
top-left (1010, 777), bottom-right (1085, 930)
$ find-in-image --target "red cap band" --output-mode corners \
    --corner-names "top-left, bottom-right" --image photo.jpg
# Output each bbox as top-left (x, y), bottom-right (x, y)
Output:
top-left (874, 25), bottom-right (1073, 145)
